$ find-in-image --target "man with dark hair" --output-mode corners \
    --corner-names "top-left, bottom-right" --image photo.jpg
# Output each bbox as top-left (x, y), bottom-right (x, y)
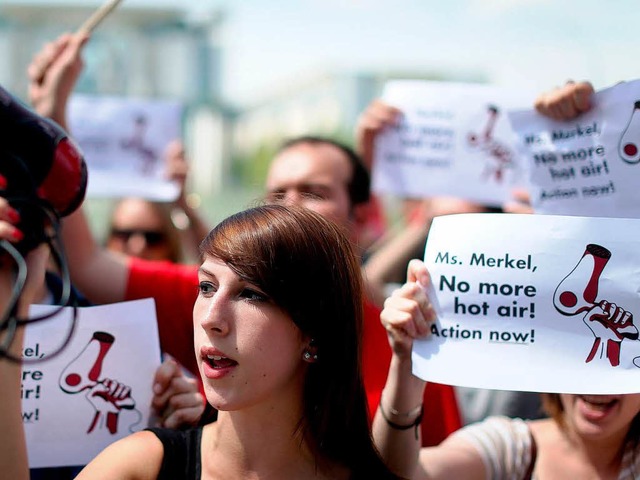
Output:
top-left (276, 135), bottom-right (371, 205)
top-left (266, 136), bottom-right (370, 246)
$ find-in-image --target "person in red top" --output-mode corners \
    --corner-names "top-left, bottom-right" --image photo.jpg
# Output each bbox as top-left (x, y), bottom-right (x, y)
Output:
top-left (27, 32), bottom-right (462, 445)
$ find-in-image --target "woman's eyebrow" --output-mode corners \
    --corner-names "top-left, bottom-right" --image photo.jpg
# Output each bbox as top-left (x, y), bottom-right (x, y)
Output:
top-left (197, 266), bottom-right (214, 278)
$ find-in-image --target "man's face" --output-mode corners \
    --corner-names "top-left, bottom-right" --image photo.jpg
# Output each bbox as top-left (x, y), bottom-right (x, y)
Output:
top-left (265, 143), bottom-right (354, 235)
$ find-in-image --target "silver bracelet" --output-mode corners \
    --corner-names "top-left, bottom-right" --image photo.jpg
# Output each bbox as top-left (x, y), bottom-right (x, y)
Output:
top-left (379, 399), bottom-right (424, 440)
top-left (387, 402), bottom-right (423, 419)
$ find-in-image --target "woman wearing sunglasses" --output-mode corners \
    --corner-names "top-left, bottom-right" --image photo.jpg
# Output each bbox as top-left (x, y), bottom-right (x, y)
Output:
top-left (106, 198), bottom-right (184, 263)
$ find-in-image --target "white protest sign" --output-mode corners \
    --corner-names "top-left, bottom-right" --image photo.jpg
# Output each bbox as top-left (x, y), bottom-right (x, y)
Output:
top-left (508, 80), bottom-right (640, 218)
top-left (413, 213), bottom-right (640, 394)
top-left (22, 298), bottom-right (162, 468)
top-left (68, 94), bottom-right (183, 201)
top-left (373, 80), bottom-right (533, 206)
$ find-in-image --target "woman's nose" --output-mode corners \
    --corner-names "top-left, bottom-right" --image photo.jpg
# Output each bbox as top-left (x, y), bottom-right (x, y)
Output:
top-left (196, 293), bottom-right (231, 336)
top-left (282, 190), bottom-right (304, 206)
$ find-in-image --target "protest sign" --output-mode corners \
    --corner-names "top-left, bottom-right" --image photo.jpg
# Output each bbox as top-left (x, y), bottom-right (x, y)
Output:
top-left (413, 213), bottom-right (640, 394)
top-left (372, 80), bottom-right (533, 206)
top-left (22, 298), bottom-right (162, 468)
top-left (508, 79), bottom-right (640, 218)
top-left (68, 94), bottom-right (183, 201)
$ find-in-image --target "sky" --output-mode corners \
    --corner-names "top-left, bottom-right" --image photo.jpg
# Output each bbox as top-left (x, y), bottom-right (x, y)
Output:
top-left (26, 0), bottom-right (640, 106)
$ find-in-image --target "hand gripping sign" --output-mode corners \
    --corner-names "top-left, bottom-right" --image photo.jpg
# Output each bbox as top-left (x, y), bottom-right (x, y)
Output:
top-left (59, 331), bottom-right (136, 434)
top-left (553, 244), bottom-right (638, 366)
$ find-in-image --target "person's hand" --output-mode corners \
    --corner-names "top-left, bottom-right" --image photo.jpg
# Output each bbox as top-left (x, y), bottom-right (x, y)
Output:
top-left (0, 195), bottom-right (48, 309)
top-left (583, 300), bottom-right (638, 366)
top-left (380, 259), bottom-right (436, 359)
top-left (534, 80), bottom-right (595, 121)
top-left (0, 196), bottom-right (24, 244)
top-left (85, 379), bottom-right (134, 434)
top-left (27, 32), bottom-right (89, 125)
top-left (426, 197), bottom-right (488, 219)
top-left (0, 174), bottom-right (53, 298)
top-left (162, 139), bottom-right (210, 250)
top-left (86, 378), bottom-right (134, 413)
top-left (584, 300), bottom-right (637, 341)
top-left (164, 140), bottom-right (189, 199)
top-left (355, 99), bottom-right (402, 170)
top-left (502, 188), bottom-right (534, 214)
top-left (151, 356), bottom-right (204, 429)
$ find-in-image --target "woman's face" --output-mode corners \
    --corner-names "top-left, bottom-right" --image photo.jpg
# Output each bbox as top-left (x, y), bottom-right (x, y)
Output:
top-left (193, 257), bottom-right (309, 411)
top-left (560, 393), bottom-right (640, 441)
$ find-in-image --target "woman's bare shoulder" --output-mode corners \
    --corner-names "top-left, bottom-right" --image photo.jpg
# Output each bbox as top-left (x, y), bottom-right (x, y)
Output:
top-left (527, 417), bottom-right (564, 454)
top-left (527, 418), bottom-right (557, 438)
top-left (75, 430), bottom-right (164, 480)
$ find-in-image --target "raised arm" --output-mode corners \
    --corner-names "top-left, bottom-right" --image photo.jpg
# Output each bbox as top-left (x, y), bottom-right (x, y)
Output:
top-left (372, 260), bottom-right (486, 480)
top-left (356, 99), bottom-right (423, 307)
top-left (372, 260), bottom-right (431, 478)
top-left (355, 99), bottom-right (401, 171)
top-left (0, 199), bottom-right (49, 480)
top-left (59, 208), bottom-right (129, 304)
top-left (164, 139), bottom-right (211, 260)
top-left (28, 32), bottom-right (88, 131)
top-left (28, 33), bottom-right (130, 304)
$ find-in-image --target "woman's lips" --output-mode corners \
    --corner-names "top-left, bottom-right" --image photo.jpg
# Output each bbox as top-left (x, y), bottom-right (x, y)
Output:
top-left (200, 346), bottom-right (238, 379)
top-left (577, 395), bottom-right (619, 422)
top-left (206, 354), bottom-right (238, 368)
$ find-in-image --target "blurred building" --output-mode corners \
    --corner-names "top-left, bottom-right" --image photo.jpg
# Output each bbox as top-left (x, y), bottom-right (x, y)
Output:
top-left (230, 68), bottom-right (481, 187)
top-left (233, 69), bottom-right (457, 156)
top-left (0, 1), bottom-right (476, 204)
top-left (0, 1), bottom-right (233, 196)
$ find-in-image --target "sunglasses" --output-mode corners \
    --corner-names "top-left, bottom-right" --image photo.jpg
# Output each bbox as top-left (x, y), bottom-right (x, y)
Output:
top-left (109, 228), bottom-right (167, 246)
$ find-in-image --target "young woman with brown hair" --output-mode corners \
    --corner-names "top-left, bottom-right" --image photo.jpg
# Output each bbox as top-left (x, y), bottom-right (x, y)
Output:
top-left (76, 204), bottom-right (398, 479)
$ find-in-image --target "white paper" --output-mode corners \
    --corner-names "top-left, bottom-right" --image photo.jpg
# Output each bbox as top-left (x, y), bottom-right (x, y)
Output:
top-left (413, 213), bottom-right (640, 394)
top-left (508, 79), bottom-right (640, 218)
top-left (68, 94), bottom-right (183, 201)
top-left (22, 298), bottom-right (162, 468)
top-left (373, 80), bottom-right (534, 206)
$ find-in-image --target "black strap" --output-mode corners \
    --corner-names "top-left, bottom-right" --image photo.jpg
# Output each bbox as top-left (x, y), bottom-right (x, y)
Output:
top-left (379, 401), bottom-right (424, 440)
top-left (146, 427), bottom-right (202, 479)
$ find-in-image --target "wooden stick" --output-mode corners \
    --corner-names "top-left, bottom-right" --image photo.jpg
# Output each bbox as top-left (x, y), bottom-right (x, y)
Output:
top-left (76, 0), bottom-right (124, 35)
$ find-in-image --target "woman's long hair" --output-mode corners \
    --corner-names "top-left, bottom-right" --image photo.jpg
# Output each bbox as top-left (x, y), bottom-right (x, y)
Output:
top-left (200, 204), bottom-right (396, 478)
